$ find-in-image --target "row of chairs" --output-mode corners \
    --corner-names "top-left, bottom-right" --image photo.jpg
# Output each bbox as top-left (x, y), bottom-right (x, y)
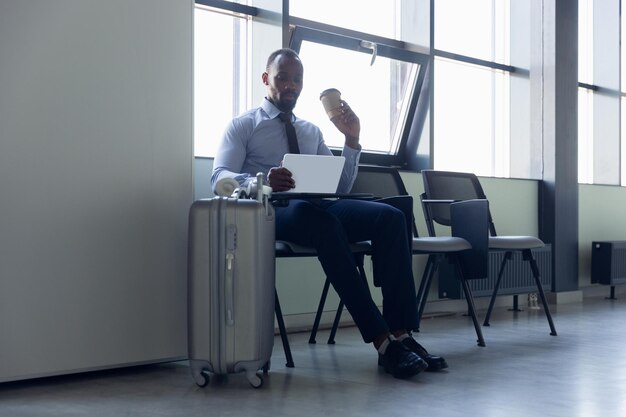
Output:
top-left (274, 166), bottom-right (557, 367)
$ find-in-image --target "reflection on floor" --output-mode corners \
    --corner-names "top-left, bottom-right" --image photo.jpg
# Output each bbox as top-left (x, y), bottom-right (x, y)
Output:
top-left (1, 295), bottom-right (625, 417)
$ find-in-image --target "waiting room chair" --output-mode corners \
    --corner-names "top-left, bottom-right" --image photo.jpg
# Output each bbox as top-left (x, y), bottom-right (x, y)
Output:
top-left (318, 165), bottom-right (490, 347)
top-left (420, 169), bottom-right (557, 336)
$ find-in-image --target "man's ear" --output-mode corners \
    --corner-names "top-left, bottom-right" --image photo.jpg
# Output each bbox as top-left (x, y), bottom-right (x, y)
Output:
top-left (262, 72), bottom-right (269, 85)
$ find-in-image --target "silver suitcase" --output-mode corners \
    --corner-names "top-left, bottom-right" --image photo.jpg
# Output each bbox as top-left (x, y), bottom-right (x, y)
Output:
top-left (188, 182), bottom-right (275, 388)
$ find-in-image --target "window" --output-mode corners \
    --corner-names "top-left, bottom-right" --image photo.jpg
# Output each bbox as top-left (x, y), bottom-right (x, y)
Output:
top-left (622, 96), bottom-right (626, 185)
top-left (578, 0), bottom-right (622, 185)
top-left (435, 0), bottom-right (509, 64)
top-left (622, 1), bottom-right (626, 186)
top-left (194, 0), bottom-right (540, 181)
top-left (433, 0), bottom-right (520, 178)
top-left (289, 0), bottom-right (399, 40)
top-left (579, 0), bottom-right (593, 85)
top-left (194, 3), bottom-right (252, 157)
top-left (434, 58), bottom-right (510, 177)
top-left (578, 0), bottom-right (594, 184)
top-left (289, 26), bottom-right (428, 166)
top-left (578, 88), bottom-right (594, 184)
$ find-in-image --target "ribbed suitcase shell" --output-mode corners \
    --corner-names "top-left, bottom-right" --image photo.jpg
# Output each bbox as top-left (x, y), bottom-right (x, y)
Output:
top-left (187, 196), bottom-right (275, 388)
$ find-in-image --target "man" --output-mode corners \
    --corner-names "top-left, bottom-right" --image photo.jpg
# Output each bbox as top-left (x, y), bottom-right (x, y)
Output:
top-left (211, 48), bottom-right (447, 379)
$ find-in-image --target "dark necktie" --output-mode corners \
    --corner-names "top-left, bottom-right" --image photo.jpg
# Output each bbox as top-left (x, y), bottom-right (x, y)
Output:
top-left (278, 113), bottom-right (300, 154)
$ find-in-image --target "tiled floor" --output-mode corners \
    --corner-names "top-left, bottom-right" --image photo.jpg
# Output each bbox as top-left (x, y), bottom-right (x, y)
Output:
top-left (1, 295), bottom-right (625, 417)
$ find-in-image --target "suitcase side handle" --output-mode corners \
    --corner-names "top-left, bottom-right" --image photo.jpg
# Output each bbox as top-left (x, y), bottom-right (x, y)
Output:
top-left (225, 252), bottom-right (235, 326)
top-left (225, 224), bottom-right (237, 326)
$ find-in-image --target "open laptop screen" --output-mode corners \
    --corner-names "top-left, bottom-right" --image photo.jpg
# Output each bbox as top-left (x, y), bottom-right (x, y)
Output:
top-left (281, 154), bottom-right (346, 193)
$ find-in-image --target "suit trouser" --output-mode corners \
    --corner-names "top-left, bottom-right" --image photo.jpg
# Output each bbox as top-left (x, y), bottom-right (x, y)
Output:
top-left (275, 198), bottom-right (418, 343)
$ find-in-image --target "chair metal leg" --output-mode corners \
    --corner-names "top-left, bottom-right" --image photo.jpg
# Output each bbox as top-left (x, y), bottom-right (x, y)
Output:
top-left (525, 250), bottom-right (558, 336)
top-left (509, 294), bottom-right (522, 312)
top-left (607, 285), bottom-right (617, 300)
top-left (327, 254), bottom-right (369, 344)
top-left (327, 301), bottom-right (344, 344)
top-left (483, 252), bottom-right (511, 326)
top-left (309, 277), bottom-right (332, 344)
top-left (415, 255), bottom-right (439, 332)
top-left (456, 260), bottom-right (486, 347)
top-left (275, 289), bottom-right (294, 368)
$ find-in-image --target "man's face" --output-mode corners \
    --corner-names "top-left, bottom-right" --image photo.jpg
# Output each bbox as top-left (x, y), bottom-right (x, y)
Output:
top-left (262, 54), bottom-right (303, 113)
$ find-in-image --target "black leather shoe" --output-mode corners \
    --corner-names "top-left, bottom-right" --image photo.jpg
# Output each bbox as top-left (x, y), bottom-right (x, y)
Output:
top-left (378, 340), bottom-right (428, 379)
top-left (402, 337), bottom-right (448, 371)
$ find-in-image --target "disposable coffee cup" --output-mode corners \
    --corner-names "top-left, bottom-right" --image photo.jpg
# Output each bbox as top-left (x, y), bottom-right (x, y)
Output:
top-left (320, 88), bottom-right (342, 120)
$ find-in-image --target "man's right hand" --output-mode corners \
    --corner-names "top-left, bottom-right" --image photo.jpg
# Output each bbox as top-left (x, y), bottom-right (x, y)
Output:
top-left (267, 166), bottom-right (295, 191)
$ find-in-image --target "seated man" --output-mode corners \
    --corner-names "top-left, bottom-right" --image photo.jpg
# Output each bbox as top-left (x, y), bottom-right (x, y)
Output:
top-left (211, 47), bottom-right (447, 379)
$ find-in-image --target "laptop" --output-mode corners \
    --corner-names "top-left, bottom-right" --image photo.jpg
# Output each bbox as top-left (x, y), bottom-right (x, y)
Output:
top-left (281, 154), bottom-right (346, 193)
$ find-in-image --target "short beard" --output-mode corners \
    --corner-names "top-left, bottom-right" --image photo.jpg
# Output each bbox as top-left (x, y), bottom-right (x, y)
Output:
top-left (276, 99), bottom-right (297, 113)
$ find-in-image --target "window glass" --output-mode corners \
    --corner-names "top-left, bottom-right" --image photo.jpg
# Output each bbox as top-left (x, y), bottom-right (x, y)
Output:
top-left (290, 0), bottom-right (398, 39)
top-left (578, 88), bottom-right (594, 184)
top-left (434, 58), bottom-right (510, 177)
top-left (294, 40), bottom-right (421, 156)
top-left (578, 0), bottom-right (593, 84)
top-left (623, 1), bottom-right (626, 185)
top-left (622, 0), bottom-right (626, 91)
top-left (578, 0), bottom-right (593, 184)
top-left (194, 7), bottom-right (250, 157)
top-left (435, 0), bottom-right (509, 64)
top-left (622, 97), bottom-right (626, 185)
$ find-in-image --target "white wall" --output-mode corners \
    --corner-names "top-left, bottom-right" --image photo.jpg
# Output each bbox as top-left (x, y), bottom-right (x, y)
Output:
top-left (0, 0), bottom-right (193, 382)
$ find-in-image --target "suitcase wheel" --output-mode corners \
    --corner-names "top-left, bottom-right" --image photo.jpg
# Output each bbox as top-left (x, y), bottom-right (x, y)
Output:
top-left (246, 372), bottom-right (263, 389)
top-left (193, 370), bottom-right (210, 387)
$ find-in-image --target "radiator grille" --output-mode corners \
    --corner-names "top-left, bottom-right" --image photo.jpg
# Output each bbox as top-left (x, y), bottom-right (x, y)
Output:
top-left (591, 241), bottom-right (626, 285)
top-left (438, 245), bottom-right (552, 299)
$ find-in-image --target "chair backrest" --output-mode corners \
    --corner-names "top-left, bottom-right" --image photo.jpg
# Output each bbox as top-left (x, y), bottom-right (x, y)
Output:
top-left (351, 165), bottom-right (419, 238)
top-left (421, 169), bottom-right (497, 236)
top-left (351, 165), bottom-right (410, 198)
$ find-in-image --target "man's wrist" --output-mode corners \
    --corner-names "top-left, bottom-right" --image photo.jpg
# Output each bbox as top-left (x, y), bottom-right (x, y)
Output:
top-left (345, 136), bottom-right (360, 149)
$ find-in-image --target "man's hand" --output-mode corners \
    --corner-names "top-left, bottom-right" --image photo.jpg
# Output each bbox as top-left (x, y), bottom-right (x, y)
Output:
top-left (331, 100), bottom-right (360, 149)
top-left (267, 166), bottom-right (295, 191)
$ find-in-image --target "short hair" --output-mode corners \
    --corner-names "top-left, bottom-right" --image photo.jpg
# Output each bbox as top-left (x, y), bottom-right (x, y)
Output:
top-left (265, 48), bottom-right (301, 72)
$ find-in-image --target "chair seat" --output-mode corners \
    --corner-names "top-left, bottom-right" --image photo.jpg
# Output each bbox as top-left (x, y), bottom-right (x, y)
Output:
top-left (276, 240), bottom-right (371, 256)
top-left (275, 240), bottom-right (316, 255)
top-left (412, 236), bottom-right (472, 253)
top-left (489, 235), bottom-right (544, 250)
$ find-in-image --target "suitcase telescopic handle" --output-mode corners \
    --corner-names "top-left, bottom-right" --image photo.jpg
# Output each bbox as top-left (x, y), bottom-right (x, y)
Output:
top-left (255, 173), bottom-right (271, 199)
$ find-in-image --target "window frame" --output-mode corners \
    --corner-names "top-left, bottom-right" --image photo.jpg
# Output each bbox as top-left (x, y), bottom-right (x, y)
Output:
top-left (289, 23), bottom-right (430, 167)
top-left (195, 0), bottom-right (258, 16)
